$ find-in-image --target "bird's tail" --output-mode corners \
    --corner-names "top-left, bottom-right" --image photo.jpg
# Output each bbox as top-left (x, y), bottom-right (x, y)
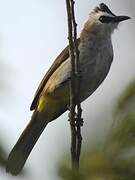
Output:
top-left (6, 111), bottom-right (48, 175)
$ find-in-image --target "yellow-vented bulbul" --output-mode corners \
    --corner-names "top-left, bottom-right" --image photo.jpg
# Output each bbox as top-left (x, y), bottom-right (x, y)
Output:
top-left (6, 3), bottom-right (130, 175)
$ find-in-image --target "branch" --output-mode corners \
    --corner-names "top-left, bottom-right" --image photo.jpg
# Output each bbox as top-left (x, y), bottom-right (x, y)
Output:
top-left (70, 0), bottom-right (83, 168)
top-left (65, 0), bottom-right (83, 169)
top-left (65, 0), bottom-right (77, 167)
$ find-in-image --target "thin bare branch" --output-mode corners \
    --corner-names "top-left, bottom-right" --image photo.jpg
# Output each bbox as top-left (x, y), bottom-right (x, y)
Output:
top-left (65, 0), bottom-right (83, 169)
top-left (70, 0), bottom-right (83, 168)
top-left (65, 0), bottom-right (77, 167)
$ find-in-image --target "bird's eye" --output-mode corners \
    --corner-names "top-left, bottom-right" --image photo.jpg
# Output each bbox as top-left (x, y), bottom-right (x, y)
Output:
top-left (99, 16), bottom-right (114, 23)
top-left (99, 16), bottom-right (106, 23)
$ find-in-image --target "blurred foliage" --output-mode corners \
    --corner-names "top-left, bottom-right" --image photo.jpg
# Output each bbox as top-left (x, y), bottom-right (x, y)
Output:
top-left (58, 79), bottom-right (135, 180)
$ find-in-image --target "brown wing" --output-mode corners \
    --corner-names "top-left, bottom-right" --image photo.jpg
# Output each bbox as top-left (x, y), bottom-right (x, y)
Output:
top-left (30, 38), bottom-right (80, 110)
top-left (30, 45), bottom-right (69, 110)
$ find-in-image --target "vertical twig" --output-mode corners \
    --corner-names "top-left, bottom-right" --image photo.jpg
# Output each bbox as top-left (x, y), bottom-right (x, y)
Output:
top-left (70, 0), bottom-right (83, 168)
top-left (65, 0), bottom-right (77, 168)
top-left (65, 0), bottom-right (83, 169)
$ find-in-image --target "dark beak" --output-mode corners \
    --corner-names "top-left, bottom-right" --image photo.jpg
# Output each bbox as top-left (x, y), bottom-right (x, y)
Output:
top-left (113, 15), bottom-right (131, 22)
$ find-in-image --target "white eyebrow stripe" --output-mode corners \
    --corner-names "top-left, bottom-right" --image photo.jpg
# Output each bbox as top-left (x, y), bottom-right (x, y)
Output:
top-left (98, 11), bottom-right (115, 18)
top-left (104, 12), bottom-right (115, 17)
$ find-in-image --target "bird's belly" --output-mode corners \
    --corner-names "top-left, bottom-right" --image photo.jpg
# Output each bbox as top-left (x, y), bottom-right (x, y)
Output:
top-left (79, 56), bottom-right (112, 102)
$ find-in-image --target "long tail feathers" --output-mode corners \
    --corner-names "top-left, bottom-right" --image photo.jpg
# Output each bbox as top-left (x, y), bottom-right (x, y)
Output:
top-left (6, 112), bottom-right (48, 175)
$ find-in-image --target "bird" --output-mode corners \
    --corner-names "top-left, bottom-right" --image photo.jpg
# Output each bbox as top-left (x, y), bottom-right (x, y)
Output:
top-left (6, 3), bottom-right (130, 175)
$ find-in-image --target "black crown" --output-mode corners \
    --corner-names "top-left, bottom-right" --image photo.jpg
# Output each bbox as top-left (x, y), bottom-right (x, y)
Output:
top-left (94, 3), bottom-right (116, 16)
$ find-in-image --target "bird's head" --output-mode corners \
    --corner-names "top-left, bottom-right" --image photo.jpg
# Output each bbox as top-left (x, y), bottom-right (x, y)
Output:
top-left (85, 3), bottom-right (130, 36)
